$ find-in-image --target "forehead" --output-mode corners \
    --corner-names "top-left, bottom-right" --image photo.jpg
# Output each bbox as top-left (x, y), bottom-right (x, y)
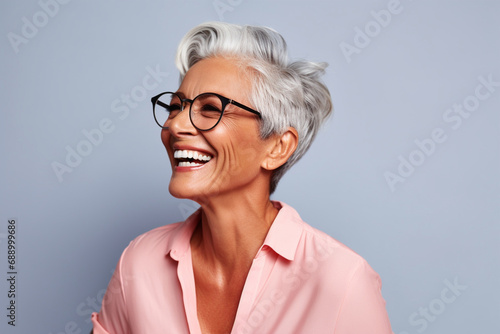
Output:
top-left (178, 57), bottom-right (252, 100)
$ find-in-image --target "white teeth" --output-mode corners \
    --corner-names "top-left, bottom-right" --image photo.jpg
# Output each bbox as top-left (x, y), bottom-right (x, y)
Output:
top-left (174, 149), bottom-right (212, 162)
top-left (178, 161), bottom-right (203, 167)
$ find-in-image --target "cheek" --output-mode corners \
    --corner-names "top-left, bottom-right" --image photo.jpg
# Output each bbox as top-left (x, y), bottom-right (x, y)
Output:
top-left (215, 136), bottom-right (265, 176)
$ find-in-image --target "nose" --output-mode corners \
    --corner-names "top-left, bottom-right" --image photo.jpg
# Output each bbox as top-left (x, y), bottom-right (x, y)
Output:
top-left (167, 103), bottom-right (198, 137)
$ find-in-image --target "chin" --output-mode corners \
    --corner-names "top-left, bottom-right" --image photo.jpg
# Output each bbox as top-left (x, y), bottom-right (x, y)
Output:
top-left (168, 182), bottom-right (192, 200)
top-left (168, 177), bottom-right (229, 203)
top-left (168, 180), bottom-right (206, 202)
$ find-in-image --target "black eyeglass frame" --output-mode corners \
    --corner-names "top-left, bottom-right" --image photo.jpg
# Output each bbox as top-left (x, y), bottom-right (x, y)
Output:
top-left (151, 91), bottom-right (262, 131)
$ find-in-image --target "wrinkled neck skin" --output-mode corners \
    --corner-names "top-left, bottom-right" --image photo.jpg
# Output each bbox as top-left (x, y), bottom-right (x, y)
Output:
top-left (190, 178), bottom-right (278, 279)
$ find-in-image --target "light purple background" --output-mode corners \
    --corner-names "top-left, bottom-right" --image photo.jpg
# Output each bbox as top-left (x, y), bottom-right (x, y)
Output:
top-left (1, 0), bottom-right (499, 333)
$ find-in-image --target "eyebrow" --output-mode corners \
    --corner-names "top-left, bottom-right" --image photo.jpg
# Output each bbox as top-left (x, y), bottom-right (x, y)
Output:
top-left (174, 91), bottom-right (186, 99)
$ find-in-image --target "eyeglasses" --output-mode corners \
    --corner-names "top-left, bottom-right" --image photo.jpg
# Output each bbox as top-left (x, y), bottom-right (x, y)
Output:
top-left (151, 92), bottom-right (262, 131)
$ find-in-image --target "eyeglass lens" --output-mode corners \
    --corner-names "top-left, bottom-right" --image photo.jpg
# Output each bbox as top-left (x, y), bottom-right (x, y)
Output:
top-left (153, 93), bottom-right (223, 131)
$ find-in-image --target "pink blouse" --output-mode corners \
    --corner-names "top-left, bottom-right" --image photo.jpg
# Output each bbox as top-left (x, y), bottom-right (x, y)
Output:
top-left (92, 201), bottom-right (392, 333)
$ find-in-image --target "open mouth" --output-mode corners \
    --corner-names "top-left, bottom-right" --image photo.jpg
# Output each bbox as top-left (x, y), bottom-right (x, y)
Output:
top-left (174, 149), bottom-right (212, 167)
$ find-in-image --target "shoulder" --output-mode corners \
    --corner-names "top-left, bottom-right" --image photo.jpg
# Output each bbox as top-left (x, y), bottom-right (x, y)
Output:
top-left (118, 222), bottom-right (183, 270)
top-left (117, 208), bottom-right (201, 271)
top-left (273, 201), bottom-right (374, 276)
top-left (296, 227), bottom-right (391, 332)
top-left (275, 201), bottom-right (367, 267)
top-left (291, 212), bottom-right (382, 295)
top-left (301, 222), bottom-right (373, 270)
top-left (272, 202), bottom-right (389, 327)
top-left (127, 222), bottom-right (182, 252)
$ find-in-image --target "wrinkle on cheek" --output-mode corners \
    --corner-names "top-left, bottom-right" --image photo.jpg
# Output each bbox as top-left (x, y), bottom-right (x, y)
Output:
top-left (219, 115), bottom-right (241, 129)
top-left (221, 123), bottom-right (263, 169)
top-left (220, 145), bottom-right (236, 177)
top-left (191, 124), bottom-right (264, 197)
top-left (194, 148), bottom-right (227, 198)
top-left (211, 143), bottom-right (243, 190)
top-left (230, 140), bottom-right (260, 177)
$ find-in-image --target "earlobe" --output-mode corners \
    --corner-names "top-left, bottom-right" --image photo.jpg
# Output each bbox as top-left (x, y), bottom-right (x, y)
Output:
top-left (261, 127), bottom-right (298, 171)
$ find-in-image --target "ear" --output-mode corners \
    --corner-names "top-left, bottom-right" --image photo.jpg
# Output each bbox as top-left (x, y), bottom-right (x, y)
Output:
top-left (261, 127), bottom-right (298, 171)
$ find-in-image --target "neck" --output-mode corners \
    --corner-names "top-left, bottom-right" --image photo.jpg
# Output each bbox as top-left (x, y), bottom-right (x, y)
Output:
top-left (190, 186), bottom-right (278, 275)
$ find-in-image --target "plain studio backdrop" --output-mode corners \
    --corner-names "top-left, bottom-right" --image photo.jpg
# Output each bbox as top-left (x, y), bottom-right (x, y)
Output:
top-left (1, 1), bottom-right (498, 333)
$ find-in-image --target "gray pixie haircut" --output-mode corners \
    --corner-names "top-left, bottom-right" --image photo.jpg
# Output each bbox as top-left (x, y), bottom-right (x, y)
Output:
top-left (176, 22), bottom-right (333, 193)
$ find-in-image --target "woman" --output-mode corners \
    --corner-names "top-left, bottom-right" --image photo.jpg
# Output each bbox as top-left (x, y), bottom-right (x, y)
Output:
top-left (92, 22), bottom-right (392, 333)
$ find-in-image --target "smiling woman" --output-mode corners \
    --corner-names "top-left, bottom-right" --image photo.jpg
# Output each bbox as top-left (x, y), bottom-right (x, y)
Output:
top-left (91, 22), bottom-right (392, 334)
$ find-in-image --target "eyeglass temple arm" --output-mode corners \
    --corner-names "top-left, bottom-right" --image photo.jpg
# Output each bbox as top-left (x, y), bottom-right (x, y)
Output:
top-left (229, 100), bottom-right (262, 118)
top-left (155, 100), bottom-right (170, 109)
top-left (153, 95), bottom-right (260, 118)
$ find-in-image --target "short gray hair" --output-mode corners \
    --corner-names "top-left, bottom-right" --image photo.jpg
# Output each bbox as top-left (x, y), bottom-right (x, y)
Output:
top-left (176, 22), bottom-right (333, 193)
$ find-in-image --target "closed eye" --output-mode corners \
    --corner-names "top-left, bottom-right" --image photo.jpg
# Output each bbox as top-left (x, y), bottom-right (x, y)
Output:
top-left (168, 103), bottom-right (182, 111)
top-left (200, 103), bottom-right (221, 112)
top-left (198, 104), bottom-right (222, 119)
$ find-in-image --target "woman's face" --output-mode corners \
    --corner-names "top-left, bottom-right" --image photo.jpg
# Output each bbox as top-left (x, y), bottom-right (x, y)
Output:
top-left (161, 57), bottom-right (273, 201)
